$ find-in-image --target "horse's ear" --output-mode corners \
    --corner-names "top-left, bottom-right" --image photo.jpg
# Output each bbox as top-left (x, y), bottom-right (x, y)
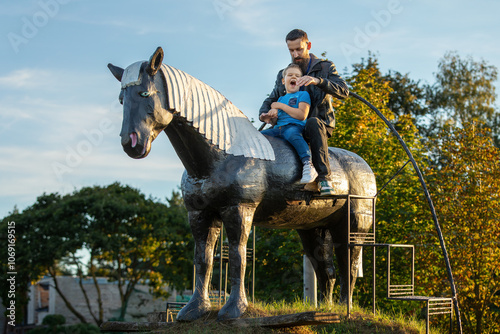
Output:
top-left (108, 63), bottom-right (124, 82)
top-left (147, 47), bottom-right (164, 76)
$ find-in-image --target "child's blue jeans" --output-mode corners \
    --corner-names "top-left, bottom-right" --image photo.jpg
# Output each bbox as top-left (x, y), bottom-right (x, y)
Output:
top-left (261, 124), bottom-right (310, 163)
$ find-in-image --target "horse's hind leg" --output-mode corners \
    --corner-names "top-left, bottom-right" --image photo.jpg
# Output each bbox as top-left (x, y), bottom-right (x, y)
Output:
top-left (177, 210), bottom-right (222, 321)
top-left (297, 227), bottom-right (336, 304)
top-left (217, 204), bottom-right (255, 321)
top-left (334, 242), bottom-right (362, 306)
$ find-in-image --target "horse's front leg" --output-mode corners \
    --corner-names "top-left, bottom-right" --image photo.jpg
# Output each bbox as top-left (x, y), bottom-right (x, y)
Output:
top-left (217, 204), bottom-right (255, 321)
top-left (177, 210), bottom-right (221, 321)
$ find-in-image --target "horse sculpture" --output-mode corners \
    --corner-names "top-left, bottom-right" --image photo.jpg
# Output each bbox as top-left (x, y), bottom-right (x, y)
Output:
top-left (108, 47), bottom-right (377, 321)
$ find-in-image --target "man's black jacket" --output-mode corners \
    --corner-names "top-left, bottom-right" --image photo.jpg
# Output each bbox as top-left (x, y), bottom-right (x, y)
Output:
top-left (259, 53), bottom-right (349, 136)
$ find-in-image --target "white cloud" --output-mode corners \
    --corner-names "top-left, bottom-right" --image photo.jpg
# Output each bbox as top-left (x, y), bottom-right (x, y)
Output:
top-left (0, 95), bottom-right (122, 148)
top-left (221, 0), bottom-right (284, 47)
top-left (0, 69), bottom-right (54, 89)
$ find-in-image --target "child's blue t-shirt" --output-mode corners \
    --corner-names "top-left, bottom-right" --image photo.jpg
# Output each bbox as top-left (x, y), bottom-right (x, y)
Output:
top-left (275, 91), bottom-right (311, 128)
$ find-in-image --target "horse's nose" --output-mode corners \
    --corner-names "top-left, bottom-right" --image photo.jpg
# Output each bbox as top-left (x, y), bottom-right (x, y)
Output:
top-left (121, 133), bottom-right (138, 147)
top-left (121, 133), bottom-right (131, 147)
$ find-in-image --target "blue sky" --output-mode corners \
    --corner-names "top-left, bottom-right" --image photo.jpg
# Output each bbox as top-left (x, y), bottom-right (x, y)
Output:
top-left (1, 0), bottom-right (499, 217)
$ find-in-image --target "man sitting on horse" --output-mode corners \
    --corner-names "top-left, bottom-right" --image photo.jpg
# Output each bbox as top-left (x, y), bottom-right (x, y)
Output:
top-left (259, 29), bottom-right (349, 196)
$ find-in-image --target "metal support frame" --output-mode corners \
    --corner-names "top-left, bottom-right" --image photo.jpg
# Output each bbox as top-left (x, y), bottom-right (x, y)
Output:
top-left (427, 298), bottom-right (454, 334)
top-left (165, 302), bottom-right (188, 322)
top-left (340, 194), bottom-right (453, 333)
top-left (387, 244), bottom-right (415, 299)
top-left (386, 244), bottom-right (453, 334)
top-left (345, 194), bottom-right (377, 318)
top-left (217, 227), bottom-right (228, 307)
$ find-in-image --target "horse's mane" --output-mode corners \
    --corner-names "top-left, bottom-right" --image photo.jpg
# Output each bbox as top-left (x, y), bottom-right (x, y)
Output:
top-left (160, 64), bottom-right (275, 161)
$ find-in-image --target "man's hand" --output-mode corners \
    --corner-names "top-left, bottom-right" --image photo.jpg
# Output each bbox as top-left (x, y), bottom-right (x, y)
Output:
top-left (297, 75), bottom-right (320, 87)
top-left (260, 109), bottom-right (278, 124)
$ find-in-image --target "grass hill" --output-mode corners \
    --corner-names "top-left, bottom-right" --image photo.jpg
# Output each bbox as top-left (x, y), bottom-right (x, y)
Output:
top-left (160, 299), bottom-right (439, 334)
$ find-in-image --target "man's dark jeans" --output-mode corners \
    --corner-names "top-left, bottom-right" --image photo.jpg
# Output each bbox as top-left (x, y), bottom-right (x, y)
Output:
top-left (304, 117), bottom-right (332, 181)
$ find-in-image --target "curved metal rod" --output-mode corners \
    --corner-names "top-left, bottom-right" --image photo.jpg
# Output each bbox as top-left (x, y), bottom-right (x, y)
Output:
top-left (349, 91), bottom-right (462, 333)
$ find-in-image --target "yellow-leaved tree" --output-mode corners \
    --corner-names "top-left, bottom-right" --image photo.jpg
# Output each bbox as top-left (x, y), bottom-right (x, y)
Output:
top-left (425, 122), bottom-right (500, 334)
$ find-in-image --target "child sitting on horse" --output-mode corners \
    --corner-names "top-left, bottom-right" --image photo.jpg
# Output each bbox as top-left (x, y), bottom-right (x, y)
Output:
top-left (259, 63), bottom-right (318, 184)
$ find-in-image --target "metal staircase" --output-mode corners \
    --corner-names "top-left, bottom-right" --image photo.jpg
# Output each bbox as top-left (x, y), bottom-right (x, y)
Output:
top-left (336, 193), bottom-right (454, 334)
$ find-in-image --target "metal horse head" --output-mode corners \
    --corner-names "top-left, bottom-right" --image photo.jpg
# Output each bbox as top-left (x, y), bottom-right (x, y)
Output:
top-left (108, 47), bottom-right (172, 159)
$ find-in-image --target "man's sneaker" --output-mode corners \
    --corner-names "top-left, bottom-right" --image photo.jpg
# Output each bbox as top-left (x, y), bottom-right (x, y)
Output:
top-left (319, 180), bottom-right (335, 196)
top-left (299, 161), bottom-right (318, 184)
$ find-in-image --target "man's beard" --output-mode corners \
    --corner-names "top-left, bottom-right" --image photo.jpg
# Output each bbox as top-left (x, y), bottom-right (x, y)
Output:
top-left (293, 57), bottom-right (309, 74)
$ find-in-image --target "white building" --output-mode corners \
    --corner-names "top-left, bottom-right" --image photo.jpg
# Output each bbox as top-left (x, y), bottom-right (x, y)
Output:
top-left (6, 276), bottom-right (189, 327)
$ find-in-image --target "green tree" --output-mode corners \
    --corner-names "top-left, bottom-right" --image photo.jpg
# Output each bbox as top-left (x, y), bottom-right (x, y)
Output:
top-left (254, 229), bottom-right (303, 302)
top-left (425, 51), bottom-right (499, 146)
top-left (0, 183), bottom-right (192, 325)
top-left (424, 123), bottom-right (500, 334)
top-left (332, 55), bottom-right (432, 313)
top-left (0, 193), bottom-right (86, 324)
top-left (155, 191), bottom-right (194, 295)
top-left (67, 184), bottom-right (192, 322)
top-left (383, 70), bottom-right (430, 137)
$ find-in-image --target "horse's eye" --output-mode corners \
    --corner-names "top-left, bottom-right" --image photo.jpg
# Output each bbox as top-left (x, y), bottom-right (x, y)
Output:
top-left (139, 91), bottom-right (152, 98)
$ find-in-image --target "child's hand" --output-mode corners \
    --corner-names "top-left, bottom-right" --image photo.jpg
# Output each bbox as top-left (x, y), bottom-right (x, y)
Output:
top-left (271, 102), bottom-right (284, 110)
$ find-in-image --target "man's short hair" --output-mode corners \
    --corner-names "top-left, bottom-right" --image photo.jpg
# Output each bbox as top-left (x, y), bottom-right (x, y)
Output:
top-left (283, 63), bottom-right (302, 76)
top-left (286, 29), bottom-right (309, 43)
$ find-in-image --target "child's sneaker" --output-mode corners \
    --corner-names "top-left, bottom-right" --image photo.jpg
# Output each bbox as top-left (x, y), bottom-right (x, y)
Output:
top-left (319, 180), bottom-right (335, 196)
top-left (299, 161), bottom-right (318, 184)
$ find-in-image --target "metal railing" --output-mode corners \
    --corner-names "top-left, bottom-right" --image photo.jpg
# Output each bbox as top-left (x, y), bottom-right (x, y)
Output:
top-left (318, 193), bottom-right (454, 334)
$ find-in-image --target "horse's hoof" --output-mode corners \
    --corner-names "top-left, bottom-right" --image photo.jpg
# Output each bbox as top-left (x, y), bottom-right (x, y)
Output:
top-left (176, 300), bottom-right (210, 322)
top-left (217, 300), bottom-right (248, 321)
